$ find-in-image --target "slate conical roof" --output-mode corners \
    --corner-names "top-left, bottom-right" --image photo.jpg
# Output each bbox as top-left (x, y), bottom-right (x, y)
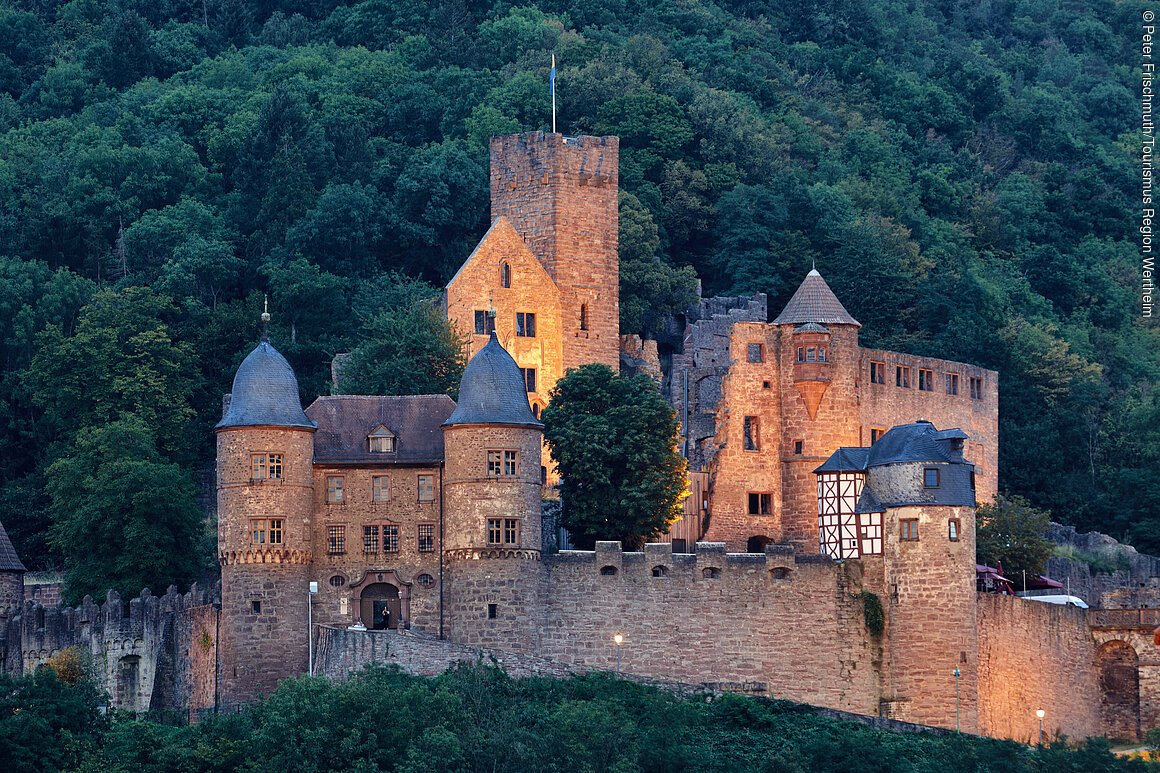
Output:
top-left (216, 340), bottom-right (316, 429)
top-left (0, 519), bottom-right (26, 572)
top-left (772, 270), bottom-right (861, 327)
top-left (444, 332), bottom-right (542, 428)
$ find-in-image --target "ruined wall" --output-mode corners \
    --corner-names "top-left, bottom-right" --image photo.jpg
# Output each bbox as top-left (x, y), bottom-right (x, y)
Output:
top-left (859, 348), bottom-right (998, 505)
top-left (976, 594), bottom-right (1101, 742)
top-left (698, 322), bottom-right (782, 550)
top-left (8, 586), bottom-right (217, 716)
top-left (537, 543), bottom-right (882, 715)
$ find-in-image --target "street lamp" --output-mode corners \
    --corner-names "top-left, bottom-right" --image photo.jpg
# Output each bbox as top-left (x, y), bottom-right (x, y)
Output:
top-left (952, 667), bottom-right (961, 732)
top-left (308, 581), bottom-right (319, 675)
top-left (612, 632), bottom-right (624, 674)
top-left (1036, 708), bottom-right (1045, 745)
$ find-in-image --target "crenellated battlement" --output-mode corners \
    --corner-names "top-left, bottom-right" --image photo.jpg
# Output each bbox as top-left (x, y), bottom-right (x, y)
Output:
top-left (552, 541), bottom-right (811, 581)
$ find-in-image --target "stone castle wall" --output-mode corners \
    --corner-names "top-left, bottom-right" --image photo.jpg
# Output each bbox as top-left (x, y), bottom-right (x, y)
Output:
top-left (976, 593), bottom-right (1101, 742)
top-left (859, 348), bottom-right (999, 505)
top-left (5, 586), bottom-right (218, 717)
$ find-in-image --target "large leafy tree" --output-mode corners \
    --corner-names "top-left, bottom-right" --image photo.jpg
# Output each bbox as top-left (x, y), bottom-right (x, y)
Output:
top-left (45, 417), bottom-right (206, 603)
top-left (542, 364), bottom-right (686, 549)
top-left (337, 275), bottom-right (468, 398)
top-left (976, 494), bottom-right (1054, 583)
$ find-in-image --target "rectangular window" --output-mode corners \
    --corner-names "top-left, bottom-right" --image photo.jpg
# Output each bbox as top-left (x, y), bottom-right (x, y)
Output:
top-left (918, 369), bottom-right (934, 391)
top-left (806, 346), bottom-right (817, 362)
top-left (487, 450), bottom-right (502, 476)
top-left (383, 524), bottom-right (399, 553)
top-left (418, 474), bottom-right (435, 502)
top-left (817, 346), bottom-right (827, 362)
top-left (796, 347), bottom-right (805, 362)
top-left (793, 439), bottom-right (804, 455)
top-left (328, 525), bottom-right (346, 555)
top-left (521, 367), bottom-right (537, 393)
top-left (269, 518), bottom-right (283, 545)
top-left (516, 312), bottom-right (536, 337)
top-left (970, 376), bottom-right (984, 400)
top-left (896, 365), bottom-right (911, 388)
top-left (870, 427), bottom-right (886, 444)
top-left (487, 450), bottom-right (519, 477)
top-left (743, 416), bottom-right (760, 451)
top-left (870, 362), bottom-right (886, 384)
top-left (269, 454), bottom-right (283, 479)
top-left (900, 519), bottom-right (919, 542)
top-left (474, 310), bottom-right (494, 335)
top-left (487, 518), bottom-right (502, 545)
top-left (326, 476), bottom-right (344, 504)
top-left (946, 373), bottom-right (960, 396)
top-left (250, 519), bottom-right (266, 544)
top-left (503, 518), bottom-right (518, 545)
top-left (418, 523), bottom-right (435, 553)
top-left (747, 492), bottom-right (772, 515)
top-left (251, 454), bottom-right (266, 480)
top-left (924, 467), bottom-right (940, 488)
top-left (372, 476), bottom-right (390, 502)
top-left (747, 343), bottom-right (764, 363)
top-left (948, 519), bottom-right (960, 542)
top-left (363, 525), bottom-right (379, 554)
top-left (504, 449), bottom-right (518, 475)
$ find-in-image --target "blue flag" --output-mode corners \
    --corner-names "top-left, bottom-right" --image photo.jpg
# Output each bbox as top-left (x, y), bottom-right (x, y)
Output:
top-left (550, 54), bottom-right (556, 97)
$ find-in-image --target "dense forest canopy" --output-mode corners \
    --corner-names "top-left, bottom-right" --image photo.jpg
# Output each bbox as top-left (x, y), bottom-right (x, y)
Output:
top-left (0, 0), bottom-right (1152, 580)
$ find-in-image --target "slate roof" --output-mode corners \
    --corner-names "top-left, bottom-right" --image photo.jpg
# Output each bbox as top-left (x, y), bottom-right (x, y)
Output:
top-left (813, 447), bottom-right (870, 473)
top-left (306, 395), bottom-right (455, 465)
top-left (444, 332), bottom-right (542, 428)
top-left (0, 519), bottom-right (26, 573)
top-left (772, 270), bottom-right (861, 327)
top-left (217, 341), bottom-right (315, 430)
top-left (856, 488), bottom-right (885, 514)
top-left (865, 422), bottom-right (967, 467)
top-left (794, 322), bottom-right (830, 333)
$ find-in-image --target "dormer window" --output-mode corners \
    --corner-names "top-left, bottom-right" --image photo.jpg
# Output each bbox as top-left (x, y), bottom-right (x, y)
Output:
top-left (368, 425), bottom-right (397, 453)
top-left (923, 468), bottom-right (940, 488)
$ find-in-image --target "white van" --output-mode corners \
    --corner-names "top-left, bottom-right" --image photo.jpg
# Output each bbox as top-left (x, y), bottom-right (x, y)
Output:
top-left (1023, 594), bottom-right (1089, 609)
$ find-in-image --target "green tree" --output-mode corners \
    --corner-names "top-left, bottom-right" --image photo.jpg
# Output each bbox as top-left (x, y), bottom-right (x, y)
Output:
top-left (542, 364), bottom-right (686, 549)
top-left (0, 668), bottom-right (107, 773)
top-left (618, 192), bottom-right (698, 336)
top-left (976, 495), bottom-right (1054, 582)
top-left (45, 417), bottom-right (205, 603)
top-left (338, 275), bottom-right (467, 398)
top-left (26, 286), bottom-right (200, 462)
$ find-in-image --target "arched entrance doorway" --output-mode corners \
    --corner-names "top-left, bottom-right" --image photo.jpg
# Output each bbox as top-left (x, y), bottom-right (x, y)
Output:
top-left (1096, 640), bottom-right (1140, 740)
top-left (361, 583), bottom-right (400, 630)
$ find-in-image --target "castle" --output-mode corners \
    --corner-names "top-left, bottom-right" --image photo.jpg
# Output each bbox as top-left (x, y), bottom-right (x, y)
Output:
top-left (0, 132), bottom-right (1155, 744)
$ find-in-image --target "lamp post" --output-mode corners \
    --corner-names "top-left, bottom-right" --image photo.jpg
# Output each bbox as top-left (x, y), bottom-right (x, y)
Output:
top-left (308, 581), bottom-right (319, 675)
top-left (1036, 708), bottom-right (1045, 745)
top-left (612, 632), bottom-right (623, 675)
top-left (952, 667), bottom-right (961, 732)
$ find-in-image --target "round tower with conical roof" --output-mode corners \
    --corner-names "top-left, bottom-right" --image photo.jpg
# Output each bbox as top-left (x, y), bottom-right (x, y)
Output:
top-left (773, 269), bottom-right (864, 547)
top-left (216, 327), bottom-right (316, 705)
top-left (441, 331), bottom-right (544, 651)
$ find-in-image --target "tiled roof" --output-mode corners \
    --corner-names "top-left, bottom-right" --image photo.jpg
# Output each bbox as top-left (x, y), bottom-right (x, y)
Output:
top-left (443, 332), bottom-right (542, 429)
top-left (772, 270), bottom-right (860, 327)
top-left (216, 341), bottom-right (315, 430)
top-left (306, 395), bottom-right (455, 465)
top-left (0, 520), bottom-right (26, 572)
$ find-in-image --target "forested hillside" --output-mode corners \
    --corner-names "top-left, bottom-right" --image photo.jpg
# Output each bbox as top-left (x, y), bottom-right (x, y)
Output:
top-left (0, 0), bottom-right (1150, 586)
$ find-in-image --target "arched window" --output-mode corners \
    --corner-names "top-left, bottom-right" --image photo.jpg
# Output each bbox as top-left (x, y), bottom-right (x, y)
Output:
top-left (580, 303), bottom-right (588, 331)
top-left (771, 567), bottom-right (792, 581)
top-left (702, 567), bottom-right (721, 579)
top-left (600, 565), bottom-right (618, 576)
top-left (501, 262), bottom-right (511, 288)
top-left (651, 565), bottom-right (668, 578)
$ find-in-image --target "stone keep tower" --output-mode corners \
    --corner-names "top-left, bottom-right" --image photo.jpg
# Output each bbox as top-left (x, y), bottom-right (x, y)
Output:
top-left (489, 132), bottom-right (620, 371)
top-left (441, 332), bottom-right (544, 651)
top-left (773, 270), bottom-right (863, 547)
top-left (216, 334), bottom-right (316, 705)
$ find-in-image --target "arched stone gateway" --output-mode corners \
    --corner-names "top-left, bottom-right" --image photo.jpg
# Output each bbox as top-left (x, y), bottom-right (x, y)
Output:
top-left (1096, 640), bottom-right (1140, 741)
top-left (349, 570), bottom-right (412, 630)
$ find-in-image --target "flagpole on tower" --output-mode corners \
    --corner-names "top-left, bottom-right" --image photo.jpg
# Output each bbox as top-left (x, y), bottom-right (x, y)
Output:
top-left (550, 53), bottom-right (557, 134)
